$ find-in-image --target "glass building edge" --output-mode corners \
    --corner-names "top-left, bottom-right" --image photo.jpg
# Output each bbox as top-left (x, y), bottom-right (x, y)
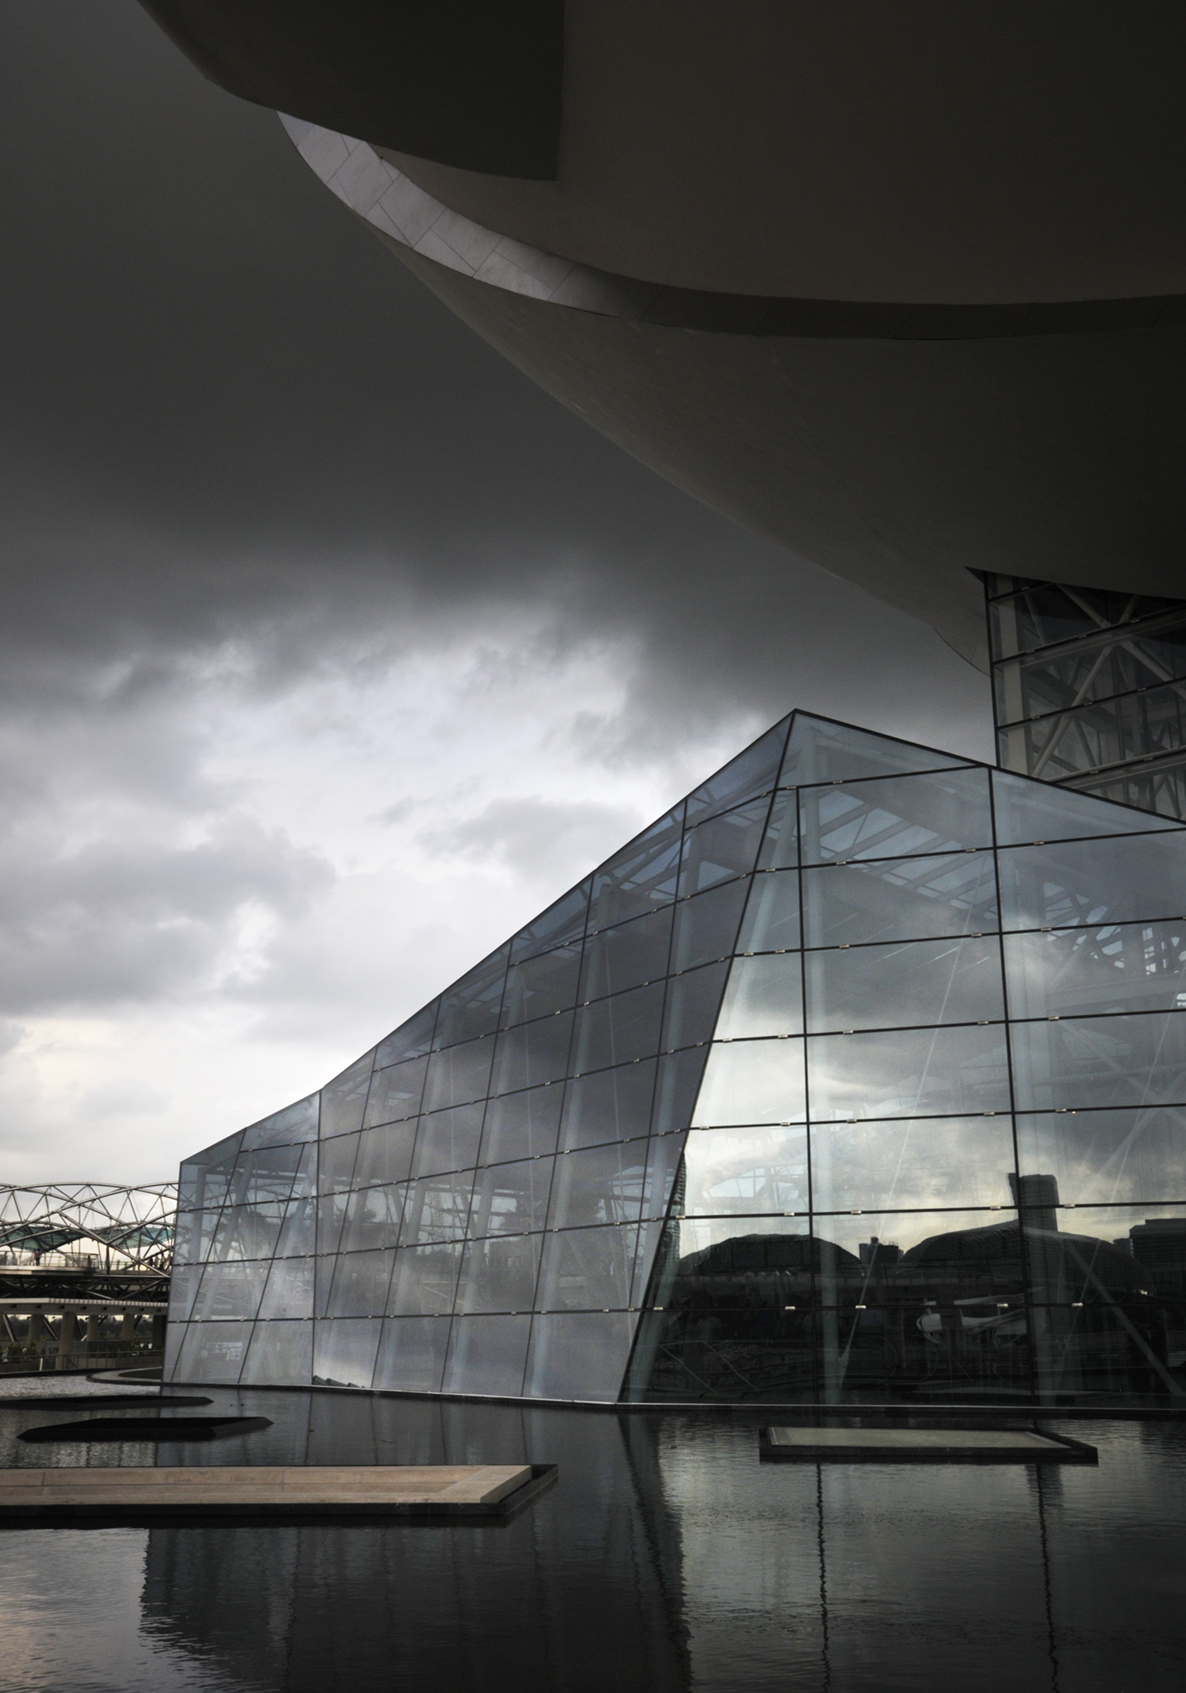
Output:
top-left (168, 709), bottom-right (1186, 1408)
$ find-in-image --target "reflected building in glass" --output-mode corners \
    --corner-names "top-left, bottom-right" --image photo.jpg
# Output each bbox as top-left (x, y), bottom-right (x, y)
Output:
top-left (166, 713), bottom-right (1186, 1406)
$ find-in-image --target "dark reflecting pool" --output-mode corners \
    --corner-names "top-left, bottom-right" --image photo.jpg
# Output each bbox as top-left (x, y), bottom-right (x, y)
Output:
top-left (0, 1386), bottom-right (1183, 1692)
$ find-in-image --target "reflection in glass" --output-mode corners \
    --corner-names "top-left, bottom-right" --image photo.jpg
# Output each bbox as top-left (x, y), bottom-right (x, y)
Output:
top-left (491, 1010), bottom-right (574, 1095)
top-left (736, 868), bottom-right (800, 952)
top-left (560, 1061), bottom-right (655, 1151)
top-left (573, 982), bottom-right (665, 1071)
top-left (433, 945), bottom-right (509, 1049)
top-left (754, 791), bottom-right (799, 871)
top-left (522, 1311), bottom-right (637, 1401)
top-left (410, 1103), bottom-right (484, 1178)
top-left (681, 1125), bottom-right (808, 1215)
top-left (502, 941), bottom-right (582, 1023)
top-left (454, 1233), bottom-right (542, 1313)
top-left (320, 1052), bottom-right (374, 1139)
top-left (587, 812), bottom-right (682, 931)
top-left (338, 1183), bottom-right (403, 1253)
top-left (662, 960), bottom-right (728, 1050)
top-left (174, 1321), bottom-right (252, 1384)
top-left (257, 1255), bottom-right (314, 1320)
top-left (811, 1117), bottom-right (1016, 1212)
top-left (1016, 1107), bottom-right (1186, 1205)
top-left (509, 879), bottom-right (589, 963)
top-left (1004, 922), bottom-right (1186, 1020)
top-left (372, 1314), bottom-right (451, 1393)
top-left (546, 1139), bottom-right (648, 1229)
top-left (241, 1093), bottom-right (319, 1150)
top-left (442, 1314), bottom-right (531, 1396)
top-left (678, 798), bottom-right (770, 896)
top-left (808, 1024), bottom-right (1010, 1121)
top-left (375, 1000), bottom-right (438, 1068)
top-left (671, 879), bottom-right (750, 971)
top-left (799, 768), bottom-right (992, 865)
top-left (781, 715), bottom-right (970, 785)
top-left (398, 1172), bottom-right (475, 1244)
top-left (387, 1243), bottom-right (461, 1317)
top-left (326, 1249), bottom-right (395, 1318)
top-left (275, 1195), bottom-right (316, 1258)
top-left (991, 768), bottom-right (1182, 846)
top-left (686, 718), bottom-right (787, 823)
top-left (715, 953), bottom-right (803, 1038)
top-left (998, 834), bottom-right (1186, 931)
top-left (422, 1036), bottom-right (495, 1112)
top-left (479, 1084), bottom-right (563, 1164)
top-left (693, 1039), bottom-right (806, 1126)
top-left (805, 936), bottom-right (1004, 1033)
top-left (1010, 1011), bottom-right (1186, 1111)
top-left (802, 853), bottom-right (999, 948)
top-left (578, 907), bottom-right (671, 1001)
top-left (239, 1318), bottom-right (311, 1385)
top-left (352, 1120), bottom-right (416, 1189)
top-left (313, 1317), bottom-right (381, 1388)
top-left (467, 1158), bottom-right (554, 1238)
top-left (363, 1054), bottom-right (427, 1128)
top-left (191, 1261), bottom-right (265, 1322)
top-left (651, 1047), bottom-right (711, 1135)
top-left (537, 1224), bottom-right (638, 1310)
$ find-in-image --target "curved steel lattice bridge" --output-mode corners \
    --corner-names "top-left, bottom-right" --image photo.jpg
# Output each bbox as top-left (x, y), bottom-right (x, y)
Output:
top-left (0, 1184), bottom-right (176, 1372)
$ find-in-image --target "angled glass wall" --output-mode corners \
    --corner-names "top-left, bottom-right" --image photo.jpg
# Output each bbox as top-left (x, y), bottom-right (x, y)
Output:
top-left (167, 713), bottom-right (1186, 1406)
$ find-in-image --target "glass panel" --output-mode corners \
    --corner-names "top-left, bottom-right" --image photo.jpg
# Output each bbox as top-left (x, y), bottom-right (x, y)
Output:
top-left (502, 942), bottom-right (582, 1024)
top-left (320, 1051), bottom-right (375, 1139)
top-left (387, 1243), bottom-right (462, 1316)
top-left (810, 1117), bottom-right (1017, 1212)
top-left (167, 1263), bottom-right (202, 1323)
top-left (363, 1053), bottom-right (428, 1127)
top-left (227, 1145), bottom-right (305, 1206)
top-left (191, 1262), bottom-right (265, 1322)
top-left (537, 1224), bottom-right (638, 1310)
top-left (1004, 921), bottom-right (1186, 1020)
top-left (314, 1255), bottom-right (335, 1321)
top-left (661, 1217), bottom-right (819, 1303)
top-left (276, 1194), bottom-right (316, 1257)
top-left (177, 1133), bottom-right (243, 1211)
top-left (997, 835), bottom-right (1186, 931)
top-left (805, 936), bottom-right (1004, 1034)
top-left (174, 1321), bottom-right (251, 1384)
top-left (509, 879), bottom-right (590, 963)
top-left (651, 1047), bottom-right (712, 1135)
top-left (522, 1311), bottom-right (636, 1401)
top-left (257, 1256), bottom-right (315, 1320)
top-left (546, 1139), bottom-right (649, 1228)
top-left (442, 1314), bottom-right (532, 1396)
top-left (1009, 1011), bottom-right (1186, 1111)
top-left (491, 1010), bottom-right (574, 1094)
top-left (240, 1319), bottom-right (312, 1385)
top-left (467, 1158), bottom-right (554, 1238)
top-left (352, 1119), bottom-right (417, 1189)
top-left (172, 1210), bottom-right (220, 1266)
top-left (312, 1317), bottom-right (381, 1388)
top-left (479, 1084), bottom-right (564, 1165)
top-left (317, 1131), bottom-right (360, 1193)
top-left (454, 1234), bottom-right (542, 1313)
top-left (375, 1000), bottom-right (438, 1068)
top-left (678, 798), bottom-right (771, 896)
top-left (433, 945), bottom-right (510, 1049)
top-left (808, 1024), bottom-right (1011, 1120)
top-left (802, 852), bottom-right (999, 948)
top-left (670, 878), bottom-right (750, 971)
top-left (1016, 1107), bottom-right (1186, 1205)
top-left (991, 768), bottom-right (1181, 845)
top-left (693, 1039), bottom-right (806, 1126)
top-left (754, 790), bottom-right (799, 871)
top-left (240, 1093), bottom-right (319, 1151)
top-left (338, 1183), bottom-right (403, 1252)
top-left (559, 1060), bottom-right (655, 1151)
top-left (398, 1172), bottom-right (475, 1244)
top-left (799, 768), bottom-right (992, 865)
top-left (372, 1314), bottom-right (452, 1393)
top-left (578, 907), bottom-right (672, 1001)
top-left (573, 982), bottom-right (665, 1071)
top-left (410, 1102), bottom-right (485, 1177)
top-left (642, 1133), bottom-right (688, 1220)
top-left (737, 869), bottom-right (801, 952)
top-left (812, 1210), bottom-right (1031, 1404)
top-left (685, 718), bottom-right (788, 822)
top-left (587, 810), bottom-right (682, 931)
top-left (326, 1249), bottom-right (395, 1318)
top-left (288, 1142), bottom-right (316, 1200)
top-left (782, 714), bottom-right (971, 784)
top-left (662, 960), bottom-right (728, 1050)
top-left (422, 1034), bottom-right (495, 1111)
top-left (716, 954), bottom-right (804, 1038)
top-left (681, 1124), bottom-right (809, 1215)
top-left (206, 1202), bottom-right (287, 1262)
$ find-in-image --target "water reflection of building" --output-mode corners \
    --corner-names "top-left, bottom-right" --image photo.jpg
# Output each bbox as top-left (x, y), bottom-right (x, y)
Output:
top-left (166, 714), bottom-right (1186, 1407)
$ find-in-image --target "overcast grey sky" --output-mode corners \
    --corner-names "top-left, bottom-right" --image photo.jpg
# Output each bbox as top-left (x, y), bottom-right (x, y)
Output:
top-left (0, 2), bottom-right (991, 1182)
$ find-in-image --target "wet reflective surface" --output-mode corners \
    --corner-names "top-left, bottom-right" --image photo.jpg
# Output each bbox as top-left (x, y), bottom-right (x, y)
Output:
top-left (1, 1385), bottom-right (1183, 1692)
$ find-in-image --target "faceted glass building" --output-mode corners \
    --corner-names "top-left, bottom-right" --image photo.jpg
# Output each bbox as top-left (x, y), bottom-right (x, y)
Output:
top-left (166, 713), bottom-right (1186, 1406)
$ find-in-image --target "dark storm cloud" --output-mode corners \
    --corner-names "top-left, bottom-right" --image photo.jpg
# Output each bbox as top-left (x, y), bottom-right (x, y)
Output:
top-left (0, 1), bottom-right (989, 758)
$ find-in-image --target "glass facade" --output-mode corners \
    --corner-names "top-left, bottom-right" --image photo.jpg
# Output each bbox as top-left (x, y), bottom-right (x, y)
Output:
top-left (986, 572), bottom-right (1186, 820)
top-left (166, 712), bottom-right (1186, 1405)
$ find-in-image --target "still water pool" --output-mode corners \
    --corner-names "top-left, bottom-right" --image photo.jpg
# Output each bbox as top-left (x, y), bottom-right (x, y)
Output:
top-left (0, 1384), bottom-right (1182, 1693)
